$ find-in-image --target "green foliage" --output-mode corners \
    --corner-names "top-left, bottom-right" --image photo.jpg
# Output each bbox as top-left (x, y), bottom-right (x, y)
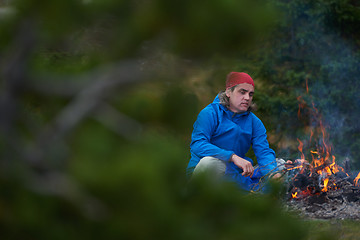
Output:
top-left (1, 129), bottom-right (311, 239)
top-left (252, 0), bottom-right (360, 165)
top-left (161, 86), bottom-right (199, 133)
top-left (130, 0), bottom-right (279, 57)
top-left (31, 51), bottom-right (98, 75)
top-left (1, 0), bottom-right (360, 239)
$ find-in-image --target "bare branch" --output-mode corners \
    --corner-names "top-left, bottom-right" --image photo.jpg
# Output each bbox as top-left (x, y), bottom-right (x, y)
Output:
top-left (39, 59), bottom-right (147, 141)
top-left (93, 102), bottom-right (143, 140)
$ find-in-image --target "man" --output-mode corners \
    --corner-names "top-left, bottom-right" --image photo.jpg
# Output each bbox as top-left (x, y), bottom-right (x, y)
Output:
top-left (186, 72), bottom-right (279, 191)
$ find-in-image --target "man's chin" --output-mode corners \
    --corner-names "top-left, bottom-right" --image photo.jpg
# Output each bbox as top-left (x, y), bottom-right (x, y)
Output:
top-left (239, 107), bottom-right (249, 112)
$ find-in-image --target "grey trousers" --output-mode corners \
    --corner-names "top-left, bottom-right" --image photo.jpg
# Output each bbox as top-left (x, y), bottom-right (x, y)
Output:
top-left (192, 156), bottom-right (227, 179)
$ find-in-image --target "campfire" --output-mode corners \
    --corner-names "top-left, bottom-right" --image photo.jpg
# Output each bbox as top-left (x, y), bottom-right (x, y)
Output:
top-left (283, 80), bottom-right (360, 219)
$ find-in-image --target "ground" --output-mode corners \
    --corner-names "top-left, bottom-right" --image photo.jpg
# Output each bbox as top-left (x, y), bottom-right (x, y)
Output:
top-left (305, 219), bottom-right (360, 240)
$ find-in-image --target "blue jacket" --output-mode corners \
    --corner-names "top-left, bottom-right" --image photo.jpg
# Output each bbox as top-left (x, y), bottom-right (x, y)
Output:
top-left (187, 95), bottom-right (277, 190)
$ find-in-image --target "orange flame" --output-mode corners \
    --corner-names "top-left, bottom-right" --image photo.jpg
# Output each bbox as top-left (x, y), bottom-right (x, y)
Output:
top-left (322, 178), bottom-right (329, 192)
top-left (355, 172), bottom-right (360, 186)
top-left (291, 77), bottom-right (360, 202)
top-left (287, 165), bottom-right (303, 171)
top-left (297, 138), bottom-right (305, 160)
top-left (297, 96), bottom-right (307, 119)
top-left (293, 77), bottom-right (353, 197)
top-left (292, 192), bottom-right (298, 198)
top-left (306, 78), bottom-right (309, 93)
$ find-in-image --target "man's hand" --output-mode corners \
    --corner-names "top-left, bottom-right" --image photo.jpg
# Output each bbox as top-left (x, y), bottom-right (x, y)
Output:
top-left (284, 159), bottom-right (294, 168)
top-left (285, 159), bottom-right (309, 169)
top-left (230, 154), bottom-right (254, 177)
top-left (271, 173), bottom-right (283, 180)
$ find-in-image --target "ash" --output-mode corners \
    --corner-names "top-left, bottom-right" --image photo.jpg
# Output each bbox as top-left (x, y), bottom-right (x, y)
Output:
top-left (285, 183), bottom-right (360, 220)
top-left (283, 166), bottom-right (360, 220)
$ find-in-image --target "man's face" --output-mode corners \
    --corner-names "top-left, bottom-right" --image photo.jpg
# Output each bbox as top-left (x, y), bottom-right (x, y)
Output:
top-left (225, 83), bottom-right (254, 113)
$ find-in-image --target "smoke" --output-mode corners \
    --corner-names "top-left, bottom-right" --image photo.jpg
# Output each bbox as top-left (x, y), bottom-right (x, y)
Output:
top-left (305, 32), bottom-right (360, 168)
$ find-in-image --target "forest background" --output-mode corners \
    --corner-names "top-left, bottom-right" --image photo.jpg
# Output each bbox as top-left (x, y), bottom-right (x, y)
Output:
top-left (0, 0), bottom-right (360, 239)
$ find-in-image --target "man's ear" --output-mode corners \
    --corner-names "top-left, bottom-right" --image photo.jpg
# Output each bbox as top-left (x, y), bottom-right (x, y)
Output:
top-left (225, 88), bottom-right (231, 98)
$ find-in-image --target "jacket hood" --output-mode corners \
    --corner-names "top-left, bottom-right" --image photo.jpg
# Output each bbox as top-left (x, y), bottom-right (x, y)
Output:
top-left (213, 95), bottom-right (221, 103)
top-left (213, 94), bottom-right (250, 117)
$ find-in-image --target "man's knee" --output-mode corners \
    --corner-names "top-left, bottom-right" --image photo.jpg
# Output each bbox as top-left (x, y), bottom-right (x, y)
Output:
top-left (193, 156), bottom-right (226, 177)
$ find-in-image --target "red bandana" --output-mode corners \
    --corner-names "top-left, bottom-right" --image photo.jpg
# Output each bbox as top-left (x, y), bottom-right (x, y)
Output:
top-left (226, 72), bottom-right (254, 89)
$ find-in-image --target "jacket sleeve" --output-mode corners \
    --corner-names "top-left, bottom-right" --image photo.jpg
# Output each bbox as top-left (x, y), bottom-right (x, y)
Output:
top-left (251, 117), bottom-right (277, 176)
top-left (190, 107), bottom-right (234, 161)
